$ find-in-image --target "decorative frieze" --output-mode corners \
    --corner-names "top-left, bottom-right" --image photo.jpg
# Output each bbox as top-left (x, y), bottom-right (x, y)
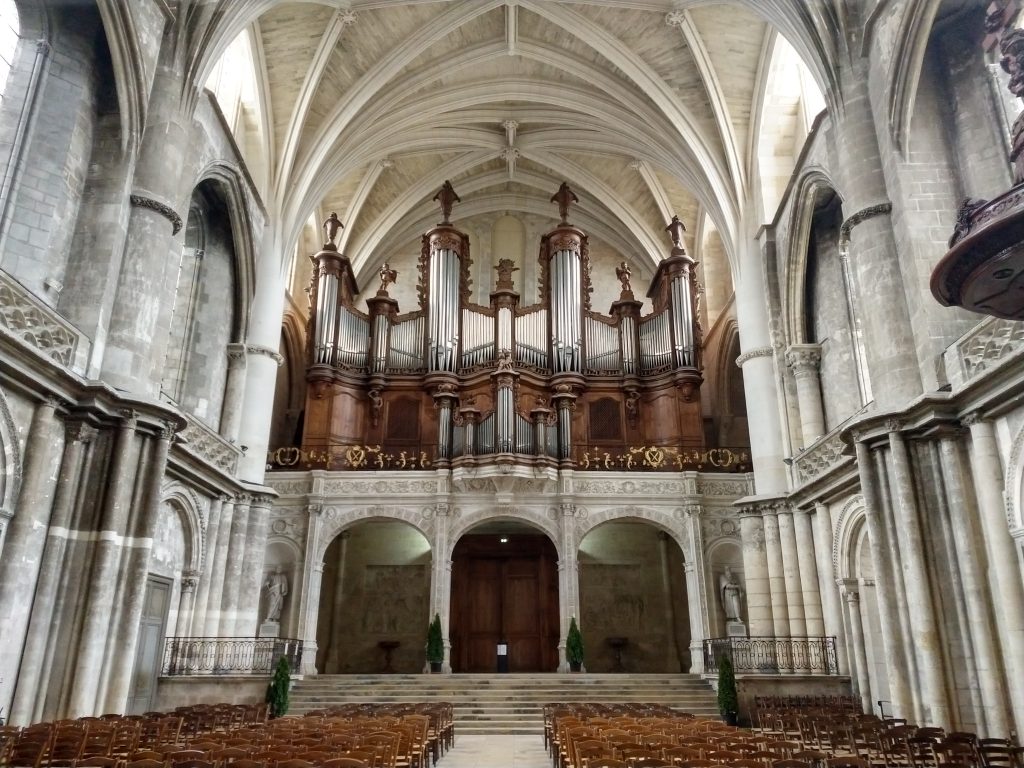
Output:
top-left (130, 194), bottom-right (183, 235)
top-left (953, 317), bottom-right (1024, 383)
top-left (177, 414), bottom-right (241, 475)
top-left (735, 347), bottom-right (773, 367)
top-left (0, 270), bottom-right (90, 373)
top-left (793, 431), bottom-right (849, 485)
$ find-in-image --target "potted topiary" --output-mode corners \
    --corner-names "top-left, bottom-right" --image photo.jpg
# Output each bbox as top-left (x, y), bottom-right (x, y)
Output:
top-left (265, 655), bottom-right (291, 718)
top-left (426, 613), bottom-right (444, 673)
top-left (566, 617), bottom-right (584, 672)
top-left (717, 653), bottom-right (739, 726)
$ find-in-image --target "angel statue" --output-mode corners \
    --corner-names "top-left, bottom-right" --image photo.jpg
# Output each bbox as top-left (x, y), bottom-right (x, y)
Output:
top-left (616, 260), bottom-right (632, 293)
top-left (379, 262), bottom-right (398, 293)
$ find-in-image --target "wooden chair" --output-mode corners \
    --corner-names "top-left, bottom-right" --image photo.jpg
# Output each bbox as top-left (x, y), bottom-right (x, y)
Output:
top-left (827, 758), bottom-right (870, 768)
top-left (321, 760), bottom-right (369, 768)
top-left (124, 760), bottom-right (167, 768)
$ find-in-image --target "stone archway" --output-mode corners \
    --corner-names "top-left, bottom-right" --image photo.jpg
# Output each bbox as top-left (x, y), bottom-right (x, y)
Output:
top-left (449, 519), bottom-right (560, 673)
top-left (578, 519), bottom-right (691, 673)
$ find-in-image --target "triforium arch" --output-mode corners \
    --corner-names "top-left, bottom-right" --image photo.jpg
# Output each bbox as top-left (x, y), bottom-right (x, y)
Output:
top-left (0, 384), bottom-right (22, 548)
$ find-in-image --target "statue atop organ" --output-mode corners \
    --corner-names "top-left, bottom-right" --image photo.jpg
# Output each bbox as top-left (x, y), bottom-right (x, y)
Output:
top-left (284, 181), bottom-right (729, 473)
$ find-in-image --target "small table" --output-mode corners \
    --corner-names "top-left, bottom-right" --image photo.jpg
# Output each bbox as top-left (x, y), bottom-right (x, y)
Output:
top-left (606, 636), bottom-right (628, 672)
top-left (378, 640), bottom-right (400, 673)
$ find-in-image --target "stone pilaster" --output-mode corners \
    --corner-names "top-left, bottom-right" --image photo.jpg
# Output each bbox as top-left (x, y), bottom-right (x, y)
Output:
top-left (761, 507), bottom-right (790, 647)
top-left (841, 584), bottom-right (872, 714)
top-left (237, 493), bottom-right (273, 636)
top-left (965, 414), bottom-right (1024, 734)
top-left (887, 426), bottom-right (950, 729)
top-left (812, 502), bottom-right (848, 674)
top-left (557, 501), bottom-right (580, 671)
top-left (429, 500), bottom-right (453, 672)
top-left (191, 496), bottom-right (225, 636)
top-left (9, 418), bottom-right (92, 724)
top-left (218, 493), bottom-right (252, 636)
top-left (296, 502), bottom-right (324, 674)
top-left (325, 531), bottom-right (351, 672)
top-left (0, 398), bottom-right (62, 721)
top-left (854, 438), bottom-right (913, 720)
top-left (737, 503), bottom-right (773, 637)
top-left (785, 344), bottom-right (825, 448)
top-left (204, 498), bottom-right (235, 636)
top-left (777, 509), bottom-right (807, 641)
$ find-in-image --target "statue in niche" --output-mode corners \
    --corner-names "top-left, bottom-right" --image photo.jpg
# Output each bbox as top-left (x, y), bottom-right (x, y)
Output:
top-left (378, 262), bottom-right (398, 294)
top-left (263, 570), bottom-right (289, 623)
top-left (368, 389), bottom-right (383, 427)
top-left (719, 566), bottom-right (744, 622)
top-left (625, 390), bottom-right (640, 428)
top-left (616, 260), bottom-right (633, 293)
top-left (323, 212), bottom-right (343, 247)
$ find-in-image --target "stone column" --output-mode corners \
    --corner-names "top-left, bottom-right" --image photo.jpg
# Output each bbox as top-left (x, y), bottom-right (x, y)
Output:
top-left (812, 502), bottom-right (848, 674)
top-left (965, 415), bottom-right (1024, 734)
top-left (67, 412), bottom-right (143, 716)
top-left (9, 419), bottom-right (92, 725)
top-left (842, 586), bottom-right (872, 714)
top-left (237, 494), bottom-right (273, 636)
top-left (736, 348), bottom-right (787, 493)
top-left (887, 426), bottom-right (951, 729)
top-left (429, 500), bottom-right (453, 672)
top-left (218, 494), bottom-right (252, 636)
top-left (777, 510), bottom-right (807, 639)
top-left (204, 498), bottom-right (235, 636)
top-left (175, 572), bottom-right (200, 637)
top-left (738, 506), bottom-right (773, 636)
top-left (793, 508), bottom-right (824, 636)
top-left (0, 398), bottom-right (61, 720)
top-left (102, 422), bottom-right (174, 714)
top-left (557, 501), bottom-right (580, 672)
top-left (191, 496), bottom-right (225, 635)
top-left (854, 439), bottom-right (913, 720)
top-left (762, 508), bottom-right (790, 639)
top-left (785, 345), bottom-right (825, 448)
top-left (219, 343), bottom-right (248, 443)
top-left (325, 531), bottom-right (351, 672)
top-left (937, 433), bottom-right (1010, 736)
top-left (100, 65), bottom-right (190, 396)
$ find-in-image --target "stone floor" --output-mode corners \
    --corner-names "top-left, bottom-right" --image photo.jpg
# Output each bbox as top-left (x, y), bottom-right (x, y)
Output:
top-left (440, 734), bottom-right (549, 767)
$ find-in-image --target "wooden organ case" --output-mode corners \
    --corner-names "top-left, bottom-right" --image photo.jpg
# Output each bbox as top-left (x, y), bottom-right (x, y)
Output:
top-left (295, 182), bottom-right (707, 473)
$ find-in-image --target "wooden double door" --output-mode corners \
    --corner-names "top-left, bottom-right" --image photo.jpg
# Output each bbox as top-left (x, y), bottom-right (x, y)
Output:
top-left (450, 534), bottom-right (559, 672)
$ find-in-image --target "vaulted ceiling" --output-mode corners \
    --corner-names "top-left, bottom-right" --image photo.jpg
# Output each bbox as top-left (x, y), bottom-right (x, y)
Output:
top-left (185, 0), bottom-right (839, 287)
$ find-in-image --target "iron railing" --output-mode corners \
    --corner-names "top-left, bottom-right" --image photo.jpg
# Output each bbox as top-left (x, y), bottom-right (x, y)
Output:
top-left (161, 637), bottom-right (302, 677)
top-left (703, 636), bottom-right (839, 675)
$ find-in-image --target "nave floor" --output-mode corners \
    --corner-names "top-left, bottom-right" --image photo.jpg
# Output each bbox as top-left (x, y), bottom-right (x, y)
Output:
top-left (440, 734), bottom-right (549, 768)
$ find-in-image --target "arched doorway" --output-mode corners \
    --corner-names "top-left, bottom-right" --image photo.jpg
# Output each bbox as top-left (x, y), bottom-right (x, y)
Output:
top-left (450, 521), bottom-right (559, 672)
top-left (579, 520), bottom-right (690, 672)
top-left (316, 520), bottom-right (432, 673)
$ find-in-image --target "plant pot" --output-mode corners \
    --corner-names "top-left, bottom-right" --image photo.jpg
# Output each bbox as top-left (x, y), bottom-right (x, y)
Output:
top-left (569, 661), bottom-right (582, 672)
top-left (721, 711), bottom-right (738, 727)
top-left (429, 661), bottom-right (443, 673)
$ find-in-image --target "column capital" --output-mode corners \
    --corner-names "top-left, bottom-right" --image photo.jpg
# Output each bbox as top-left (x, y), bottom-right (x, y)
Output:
top-left (785, 343), bottom-right (822, 375)
top-left (962, 411), bottom-right (986, 428)
top-left (226, 343), bottom-right (248, 368)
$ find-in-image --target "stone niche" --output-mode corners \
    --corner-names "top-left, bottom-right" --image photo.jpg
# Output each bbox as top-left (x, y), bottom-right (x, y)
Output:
top-left (316, 520), bottom-right (431, 674)
top-left (578, 521), bottom-right (690, 673)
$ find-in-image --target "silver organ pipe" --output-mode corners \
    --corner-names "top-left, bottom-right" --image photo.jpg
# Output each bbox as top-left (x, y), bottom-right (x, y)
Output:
top-left (497, 307), bottom-right (513, 353)
top-left (428, 247), bottom-right (461, 371)
top-left (335, 308), bottom-right (369, 368)
top-left (619, 315), bottom-right (637, 374)
top-left (387, 316), bottom-right (425, 370)
top-left (516, 413), bottom-right (535, 454)
top-left (671, 274), bottom-right (695, 367)
top-left (515, 308), bottom-right (548, 368)
top-left (315, 269), bottom-right (338, 365)
top-left (371, 314), bottom-right (390, 372)
top-left (451, 424), bottom-right (465, 458)
top-left (584, 316), bottom-right (620, 372)
top-left (476, 414), bottom-right (495, 454)
top-left (550, 248), bottom-right (582, 373)
top-left (557, 404), bottom-right (571, 460)
top-left (639, 312), bottom-right (673, 373)
top-left (437, 401), bottom-right (452, 460)
top-left (460, 308), bottom-right (494, 369)
top-left (496, 385), bottom-right (514, 453)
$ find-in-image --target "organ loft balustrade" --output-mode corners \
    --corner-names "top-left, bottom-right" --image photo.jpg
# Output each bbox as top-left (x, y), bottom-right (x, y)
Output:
top-left (269, 181), bottom-right (740, 473)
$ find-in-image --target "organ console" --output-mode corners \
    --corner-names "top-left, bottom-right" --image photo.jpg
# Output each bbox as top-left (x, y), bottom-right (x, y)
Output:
top-left (295, 181), bottom-right (707, 471)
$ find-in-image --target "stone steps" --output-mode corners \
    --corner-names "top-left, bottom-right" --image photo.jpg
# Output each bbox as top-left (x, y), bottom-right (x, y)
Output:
top-left (289, 674), bottom-right (720, 735)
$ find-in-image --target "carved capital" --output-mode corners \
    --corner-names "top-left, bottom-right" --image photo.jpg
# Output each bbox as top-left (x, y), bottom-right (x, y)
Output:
top-left (785, 344), bottom-right (822, 374)
top-left (65, 420), bottom-right (97, 443)
top-left (226, 343), bottom-right (247, 367)
top-left (962, 412), bottom-right (985, 428)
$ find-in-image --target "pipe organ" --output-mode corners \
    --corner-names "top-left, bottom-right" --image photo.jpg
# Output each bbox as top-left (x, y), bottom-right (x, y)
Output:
top-left (299, 182), bottom-right (705, 469)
